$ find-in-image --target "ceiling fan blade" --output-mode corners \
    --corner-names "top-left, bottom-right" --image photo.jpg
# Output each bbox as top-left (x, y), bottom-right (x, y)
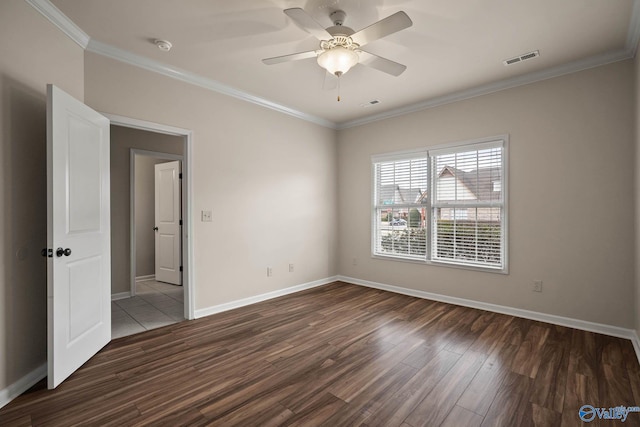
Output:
top-left (262, 50), bottom-right (319, 65)
top-left (351, 11), bottom-right (413, 47)
top-left (358, 50), bottom-right (407, 76)
top-left (284, 8), bottom-right (333, 40)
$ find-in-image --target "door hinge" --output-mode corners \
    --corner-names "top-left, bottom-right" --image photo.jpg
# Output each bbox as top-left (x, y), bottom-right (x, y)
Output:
top-left (180, 266), bottom-right (183, 272)
top-left (179, 173), bottom-right (182, 179)
top-left (179, 219), bottom-right (183, 225)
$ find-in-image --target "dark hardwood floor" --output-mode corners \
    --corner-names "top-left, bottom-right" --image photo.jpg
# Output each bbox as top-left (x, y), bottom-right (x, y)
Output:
top-left (1, 282), bottom-right (639, 426)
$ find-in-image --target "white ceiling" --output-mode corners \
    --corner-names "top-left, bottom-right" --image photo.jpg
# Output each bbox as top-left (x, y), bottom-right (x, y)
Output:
top-left (46, 0), bottom-right (638, 127)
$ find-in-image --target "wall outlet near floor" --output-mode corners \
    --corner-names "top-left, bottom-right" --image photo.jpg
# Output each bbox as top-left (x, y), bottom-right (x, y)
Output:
top-left (352, 258), bottom-right (358, 266)
top-left (532, 280), bottom-right (543, 293)
top-left (201, 210), bottom-right (213, 222)
top-left (289, 263), bottom-right (294, 273)
top-left (267, 267), bottom-right (273, 277)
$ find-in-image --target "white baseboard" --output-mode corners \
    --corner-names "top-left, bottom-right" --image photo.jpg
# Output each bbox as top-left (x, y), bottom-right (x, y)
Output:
top-left (0, 363), bottom-right (46, 410)
top-left (135, 275), bottom-right (155, 282)
top-left (194, 276), bottom-right (339, 319)
top-left (111, 291), bottom-right (132, 301)
top-left (338, 275), bottom-right (639, 343)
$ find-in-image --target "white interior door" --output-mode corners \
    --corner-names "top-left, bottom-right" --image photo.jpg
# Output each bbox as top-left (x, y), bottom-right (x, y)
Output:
top-left (154, 161), bottom-right (182, 285)
top-left (46, 85), bottom-right (111, 389)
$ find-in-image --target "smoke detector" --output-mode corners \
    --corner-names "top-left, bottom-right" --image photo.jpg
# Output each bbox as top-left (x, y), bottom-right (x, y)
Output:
top-left (154, 39), bottom-right (173, 52)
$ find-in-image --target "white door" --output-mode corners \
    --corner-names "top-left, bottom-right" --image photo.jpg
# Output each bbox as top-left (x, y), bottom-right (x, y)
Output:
top-left (46, 85), bottom-right (111, 389)
top-left (154, 161), bottom-right (182, 285)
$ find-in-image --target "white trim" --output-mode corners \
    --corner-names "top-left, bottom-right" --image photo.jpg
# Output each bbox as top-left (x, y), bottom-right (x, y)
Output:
top-left (337, 275), bottom-right (640, 342)
top-left (106, 114), bottom-right (196, 321)
top-left (194, 276), bottom-right (338, 319)
top-left (86, 40), bottom-right (336, 130)
top-left (111, 292), bottom-right (132, 301)
top-left (0, 363), bottom-right (46, 410)
top-left (27, 1), bottom-right (640, 130)
top-left (25, 0), bottom-right (89, 48)
top-left (337, 49), bottom-right (632, 130)
top-left (136, 274), bottom-right (155, 282)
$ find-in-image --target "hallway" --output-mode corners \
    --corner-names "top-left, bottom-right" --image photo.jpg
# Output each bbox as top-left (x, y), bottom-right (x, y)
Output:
top-left (111, 280), bottom-right (184, 338)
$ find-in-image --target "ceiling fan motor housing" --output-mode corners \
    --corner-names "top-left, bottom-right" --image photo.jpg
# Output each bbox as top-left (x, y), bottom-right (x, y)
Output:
top-left (330, 10), bottom-right (347, 26)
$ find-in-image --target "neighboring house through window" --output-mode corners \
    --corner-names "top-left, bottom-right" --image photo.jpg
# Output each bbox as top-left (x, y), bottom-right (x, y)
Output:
top-left (372, 136), bottom-right (508, 272)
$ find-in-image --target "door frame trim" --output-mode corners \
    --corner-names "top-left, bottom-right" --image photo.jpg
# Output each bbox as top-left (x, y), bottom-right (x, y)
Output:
top-left (105, 113), bottom-right (195, 320)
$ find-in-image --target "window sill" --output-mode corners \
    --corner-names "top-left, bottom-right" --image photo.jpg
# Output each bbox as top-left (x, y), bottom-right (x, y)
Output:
top-left (371, 254), bottom-right (509, 275)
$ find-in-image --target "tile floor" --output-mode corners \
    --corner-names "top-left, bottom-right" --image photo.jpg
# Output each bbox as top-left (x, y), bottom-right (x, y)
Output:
top-left (111, 280), bottom-right (185, 339)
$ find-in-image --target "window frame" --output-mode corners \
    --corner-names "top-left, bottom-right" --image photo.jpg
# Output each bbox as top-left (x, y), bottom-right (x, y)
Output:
top-left (371, 135), bottom-right (509, 274)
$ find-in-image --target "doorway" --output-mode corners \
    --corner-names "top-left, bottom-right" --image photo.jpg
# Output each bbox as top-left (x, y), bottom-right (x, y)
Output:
top-left (106, 115), bottom-right (194, 338)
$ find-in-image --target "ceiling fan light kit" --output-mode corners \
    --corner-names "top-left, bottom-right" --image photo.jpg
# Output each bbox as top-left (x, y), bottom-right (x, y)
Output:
top-left (262, 7), bottom-right (413, 100)
top-left (317, 45), bottom-right (359, 76)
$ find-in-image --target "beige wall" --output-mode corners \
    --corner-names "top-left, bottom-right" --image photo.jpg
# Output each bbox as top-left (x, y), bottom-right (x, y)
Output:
top-left (338, 60), bottom-right (635, 328)
top-left (110, 126), bottom-right (184, 294)
top-left (635, 46), bottom-right (640, 335)
top-left (135, 155), bottom-right (173, 278)
top-left (0, 0), bottom-right (85, 393)
top-left (87, 53), bottom-right (338, 308)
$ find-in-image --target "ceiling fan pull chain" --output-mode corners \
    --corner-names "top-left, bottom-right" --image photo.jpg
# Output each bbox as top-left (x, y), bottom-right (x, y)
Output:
top-left (337, 77), bottom-right (341, 102)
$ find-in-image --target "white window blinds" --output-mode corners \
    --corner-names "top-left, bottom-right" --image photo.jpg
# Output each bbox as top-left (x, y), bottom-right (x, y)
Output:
top-left (372, 138), bottom-right (507, 272)
top-left (373, 152), bottom-right (428, 260)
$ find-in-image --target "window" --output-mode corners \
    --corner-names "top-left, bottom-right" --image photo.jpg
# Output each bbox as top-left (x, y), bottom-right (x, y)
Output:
top-left (372, 137), bottom-right (507, 272)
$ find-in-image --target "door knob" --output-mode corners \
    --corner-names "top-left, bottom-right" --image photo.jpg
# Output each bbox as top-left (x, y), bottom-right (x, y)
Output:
top-left (56, 247), bottom-right (72, 257)
top-left (153, 227), bottom-right (159, 231)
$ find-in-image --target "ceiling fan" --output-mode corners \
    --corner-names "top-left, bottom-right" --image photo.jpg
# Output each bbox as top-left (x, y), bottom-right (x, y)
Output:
top-left (262, 8), bottom-right (413, 84)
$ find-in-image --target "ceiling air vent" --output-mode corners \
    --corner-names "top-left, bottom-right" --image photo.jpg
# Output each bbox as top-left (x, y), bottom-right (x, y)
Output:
top-left (503, 50), bottom-right (539, 66)
top-left (360, 99), bottom-right (381, 108)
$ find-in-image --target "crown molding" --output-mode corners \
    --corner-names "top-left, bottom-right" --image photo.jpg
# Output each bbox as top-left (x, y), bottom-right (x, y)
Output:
top-left (26, 0), bottom-right (336, 129)
top-left (626, 0), bottom-right (640, 57)
top-left (25, 0), bottom-right (89, 48)
top-left (86, 40), bottom-right (337, 129)
top-left (28, 0), bottom-right (640, 132)
top-left (336, 47), bottom-right (633, 129)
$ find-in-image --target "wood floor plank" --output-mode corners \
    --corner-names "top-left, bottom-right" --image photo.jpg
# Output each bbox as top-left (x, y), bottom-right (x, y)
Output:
top-left (480, 371), bottom-right (534, 427)
top-left (510, 324), bottom-right (550, 378)
top-left (327, 340), bottom-right (423, 403)
top-left (440, 405), bottom-right (484, 427)
top-left (456, 341), bottom-right (520, 416)
top-left (359, 349), bottom-right (461, 427)
top-left (530, 341), bottom-right (570, 413)
top-left (405, 350), bottom-right (486, 427)
top-left (0, 282), bottom-right (638, 426)
top-left (323, 362), bottom-right (417, 426)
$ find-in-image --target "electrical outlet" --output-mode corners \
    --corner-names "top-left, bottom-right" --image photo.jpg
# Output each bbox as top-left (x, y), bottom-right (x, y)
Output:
top-left (289, 263), bottom-right (294, 273)
top-left (352, 258), bottom-right (358, 266)
top-left (532, 280), bottom-right (543, 293)
top-left (201, 210), bottom-right (212, 222)
top-left (267, 267), bottom-right (272, 277)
